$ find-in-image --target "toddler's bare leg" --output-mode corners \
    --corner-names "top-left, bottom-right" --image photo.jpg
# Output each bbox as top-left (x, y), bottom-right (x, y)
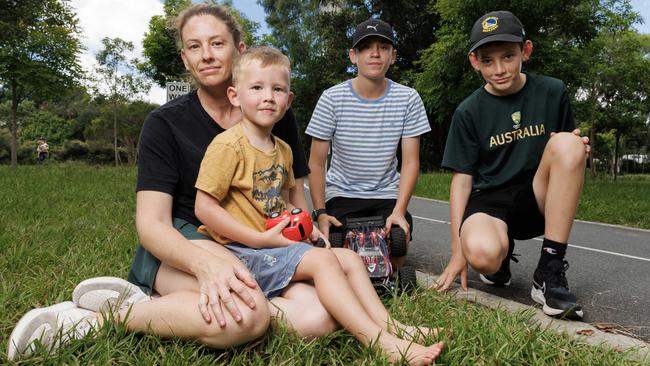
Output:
top-left (331, 248), bottom-right (441, 342)
top-left (294, 248), bottom-right (444, 365)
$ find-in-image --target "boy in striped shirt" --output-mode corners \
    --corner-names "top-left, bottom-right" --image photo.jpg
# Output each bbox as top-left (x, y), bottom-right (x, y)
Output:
top-left (307, 18), bottom-right (430, 269)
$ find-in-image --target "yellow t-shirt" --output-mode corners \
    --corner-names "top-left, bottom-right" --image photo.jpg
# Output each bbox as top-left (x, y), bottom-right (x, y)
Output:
top-left (195, 123), bottom-right (295, 244)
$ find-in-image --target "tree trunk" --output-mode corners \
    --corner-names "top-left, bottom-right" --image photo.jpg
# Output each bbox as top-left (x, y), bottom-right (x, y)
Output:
top-left (613, 133), bottom-right (620, 181)
top-left (589, 124), bottom-right (596, 177)
top-left (113, 104), bottom-right (119, 167)
top-left (10, 79), bottom-right (18, 168)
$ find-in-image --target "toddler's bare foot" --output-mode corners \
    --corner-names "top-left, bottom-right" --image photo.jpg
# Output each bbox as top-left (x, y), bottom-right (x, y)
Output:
top-left (379, 333), bottom-right (445, 365)
top-left (388, 320), bottom-right (442, 343)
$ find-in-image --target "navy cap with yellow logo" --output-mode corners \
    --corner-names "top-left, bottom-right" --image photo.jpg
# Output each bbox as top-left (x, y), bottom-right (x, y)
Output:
top-left (469, 10), bottom-right (525, 53)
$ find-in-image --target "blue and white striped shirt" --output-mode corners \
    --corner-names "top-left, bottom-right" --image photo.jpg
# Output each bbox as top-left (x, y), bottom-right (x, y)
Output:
top-left (306, 79), bottom-right (430, 201)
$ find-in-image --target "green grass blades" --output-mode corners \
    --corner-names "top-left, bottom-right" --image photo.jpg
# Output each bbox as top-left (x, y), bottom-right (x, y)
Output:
top-left (1, 164), bottom-right (646, 364)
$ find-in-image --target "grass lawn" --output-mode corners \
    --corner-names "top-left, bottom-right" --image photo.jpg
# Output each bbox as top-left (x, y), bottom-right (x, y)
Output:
top-left (415, 172), bottom-right (650, 230)
top-left (1, 164), bottom-right (646, 364)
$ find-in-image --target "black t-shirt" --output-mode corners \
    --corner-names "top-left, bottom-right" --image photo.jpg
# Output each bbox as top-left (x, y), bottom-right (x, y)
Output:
top-left (136, 90), bottom-right (309, 227)
top-left (441, 73), bottom-right (575, 190)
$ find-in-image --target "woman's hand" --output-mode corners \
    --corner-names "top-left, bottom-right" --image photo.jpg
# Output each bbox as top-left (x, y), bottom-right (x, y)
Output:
top-left (193, 254), bottom-right (259, 327)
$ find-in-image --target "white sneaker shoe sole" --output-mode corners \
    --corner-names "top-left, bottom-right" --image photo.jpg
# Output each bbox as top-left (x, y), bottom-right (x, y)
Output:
top-left (531, 285), bottom-right (584, 319)
top-left (479, 273), bottom-right (511, 286)
top-left (73, 276), bottom-right (150, 313)
top-left (7, 301), bottom-right (76, 360)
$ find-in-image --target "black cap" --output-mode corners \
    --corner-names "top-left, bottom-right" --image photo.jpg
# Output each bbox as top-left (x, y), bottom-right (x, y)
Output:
top-left (469, 11), bottom-right (525, 53)
top-left (351, 18), bottom-right (395, 49)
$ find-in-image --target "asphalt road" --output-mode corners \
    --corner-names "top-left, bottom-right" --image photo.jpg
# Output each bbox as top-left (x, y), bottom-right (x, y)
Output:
top-left (404, 196), bottom-right (650, 342)
top-left (305, 188), bottom-right (650, 341)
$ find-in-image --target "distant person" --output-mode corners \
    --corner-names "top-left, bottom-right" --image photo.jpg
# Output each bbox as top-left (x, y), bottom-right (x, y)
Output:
top-left (36, 138), bottom-right (49, 164)
top-left (307, 18), bottom-right (430, 270)
top-left (194, 46), bottom-right (444, 365)
top-left (7, 4), bottom-right (335, 361)
top-left (434, 11), bottom-right (590, 320)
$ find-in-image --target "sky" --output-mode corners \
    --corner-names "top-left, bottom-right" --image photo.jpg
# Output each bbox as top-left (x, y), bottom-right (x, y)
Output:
top-left (70, 0), bottom-right (650, 105)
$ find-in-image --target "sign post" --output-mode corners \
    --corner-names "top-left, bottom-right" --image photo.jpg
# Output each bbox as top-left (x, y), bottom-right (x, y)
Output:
top-left (166, 81), bottom-right (191, 102)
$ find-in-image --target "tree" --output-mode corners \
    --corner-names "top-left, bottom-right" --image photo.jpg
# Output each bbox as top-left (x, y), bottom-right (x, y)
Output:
top-left (87, 100), bottom-right (157, 164)
top-left (140, 0), bottom-right (261, 88)
top-left (0, 0), bottom-right (83, 167)
top-left (413, 0), bottom-right (641, 170)
top-left (94, 37), bottom-right (151, 166)
top-left (576, 29), bottom-right (650, 178)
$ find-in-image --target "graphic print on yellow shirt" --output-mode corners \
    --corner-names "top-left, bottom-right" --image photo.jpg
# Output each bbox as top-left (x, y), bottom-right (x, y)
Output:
top-left (195, 123), bottom-right (295, 244)
top-left (252, 163), bottom-right (289, 215)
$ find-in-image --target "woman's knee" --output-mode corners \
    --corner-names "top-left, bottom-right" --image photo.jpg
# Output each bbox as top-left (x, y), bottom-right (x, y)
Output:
top-left (199, 303), bottom-right (270, 347)
top-left (293, 306), bottom-right (339, 339)
top-left (200, 291), bottom-right (270, 347)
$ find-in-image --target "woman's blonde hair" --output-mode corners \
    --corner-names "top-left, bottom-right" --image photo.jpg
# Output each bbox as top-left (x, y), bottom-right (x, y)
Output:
top-left (175, 3), bottom-right (242, 49)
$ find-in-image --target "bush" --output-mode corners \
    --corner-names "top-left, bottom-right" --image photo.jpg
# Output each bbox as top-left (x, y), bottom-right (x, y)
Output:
top-left (0, 134), bottom-right (130, 165)
top-left (60, 139), bottom-right (89, 161)
top-left (87, 141), bottom-right (116, 164)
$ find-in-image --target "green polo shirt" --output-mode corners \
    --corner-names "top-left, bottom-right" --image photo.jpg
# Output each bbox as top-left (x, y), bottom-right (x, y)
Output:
top-left (441, 73), bottom-right (575, 190)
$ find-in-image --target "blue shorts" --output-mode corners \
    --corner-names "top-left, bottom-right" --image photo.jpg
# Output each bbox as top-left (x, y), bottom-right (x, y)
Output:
top-left (225, 243), bottom-right (313, 298)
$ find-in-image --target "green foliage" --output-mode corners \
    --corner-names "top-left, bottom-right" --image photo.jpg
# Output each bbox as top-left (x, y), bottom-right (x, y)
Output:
top-left (1, 165), bottom-right (646, 364)
top-left (94, 37), bottom-right (151, 103)
top-left (86, 100), bottom-right (157, 164)
top-left (140, 13), bottom-right (187, 87)
top-left (0, 0), bottom-right (84, 166)
top-left (575, 29), bottom-right (650, 176)
top-left (20, 110), bottom-right (76, 145)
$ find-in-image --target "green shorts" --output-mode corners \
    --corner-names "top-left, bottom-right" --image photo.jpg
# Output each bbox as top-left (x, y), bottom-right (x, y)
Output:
top-left (127, 218), bottom-right (212, 295)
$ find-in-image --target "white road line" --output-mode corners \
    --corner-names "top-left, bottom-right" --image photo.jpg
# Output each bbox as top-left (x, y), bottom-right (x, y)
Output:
top-left (306, 185), bottom-right (650, 262)
top-left (412, 215), bottom-right (450, 225)
top-left (413, 215), bottom-right (650, 263)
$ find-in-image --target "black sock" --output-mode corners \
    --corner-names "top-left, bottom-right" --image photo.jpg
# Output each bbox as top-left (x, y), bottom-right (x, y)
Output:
top-left (538, 238), bottom-right (566, 268)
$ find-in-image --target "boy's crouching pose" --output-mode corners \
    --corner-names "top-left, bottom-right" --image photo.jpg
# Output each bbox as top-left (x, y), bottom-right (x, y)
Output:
top-left (435, 11), bottom-right (589, 320)
top-left (194, 46), bottom-right (445, 365)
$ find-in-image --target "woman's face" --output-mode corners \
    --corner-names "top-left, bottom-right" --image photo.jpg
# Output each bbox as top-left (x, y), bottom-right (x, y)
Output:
top-left (180, 14), bottom-right (244, 89)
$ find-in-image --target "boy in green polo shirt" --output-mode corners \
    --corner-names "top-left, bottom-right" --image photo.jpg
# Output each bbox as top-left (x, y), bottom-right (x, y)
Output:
top-left (435, 10), bottom-right (589, 320)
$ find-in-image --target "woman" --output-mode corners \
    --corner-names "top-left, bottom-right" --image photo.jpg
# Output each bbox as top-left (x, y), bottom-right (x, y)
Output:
top-left (8, 4), bottom-right (335, 360)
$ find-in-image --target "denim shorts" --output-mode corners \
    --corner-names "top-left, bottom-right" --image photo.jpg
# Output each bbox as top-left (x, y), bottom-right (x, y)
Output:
top-left (224, 242), bottom-right (313, 298)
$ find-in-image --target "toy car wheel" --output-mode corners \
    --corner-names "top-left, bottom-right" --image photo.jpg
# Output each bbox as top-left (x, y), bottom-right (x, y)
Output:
top-left (397, 265), bottom-right (417, 292)
top-left (328, 232), bottom-right (344, 248)
top-left (390, 227), bottom-right (408, 257)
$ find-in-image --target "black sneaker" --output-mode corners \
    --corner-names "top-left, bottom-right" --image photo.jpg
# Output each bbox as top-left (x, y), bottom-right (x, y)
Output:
top-left (480, 238), bottom-right (518, 286)
top-left (531, 259), bottom-right (584, 319)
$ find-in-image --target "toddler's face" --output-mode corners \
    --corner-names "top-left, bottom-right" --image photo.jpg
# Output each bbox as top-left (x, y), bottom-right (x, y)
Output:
top-left (231, 60), bottom-right (292, 129)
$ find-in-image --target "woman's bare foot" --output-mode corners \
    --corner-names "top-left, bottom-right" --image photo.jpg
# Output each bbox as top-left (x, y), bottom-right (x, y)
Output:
top-left (378, 333), bottom-right (445, 365)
